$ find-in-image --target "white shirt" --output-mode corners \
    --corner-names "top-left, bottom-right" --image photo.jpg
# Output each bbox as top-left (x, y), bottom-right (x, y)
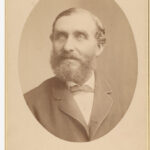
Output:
top-left (67, 72), bottom-right (95, 125)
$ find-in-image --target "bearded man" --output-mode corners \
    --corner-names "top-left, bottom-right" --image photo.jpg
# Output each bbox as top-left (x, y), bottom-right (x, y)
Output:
top-left (24, 8), bottom-right (123, 142)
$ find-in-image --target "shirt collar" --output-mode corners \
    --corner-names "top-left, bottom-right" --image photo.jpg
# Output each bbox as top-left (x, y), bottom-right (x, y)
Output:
top-left (67, 71), bottom-right (95, 90)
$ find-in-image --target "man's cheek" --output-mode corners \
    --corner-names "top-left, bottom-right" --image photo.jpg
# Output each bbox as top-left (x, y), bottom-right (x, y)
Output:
top-left (53, 43), bottom-right (63, 52)
top-left (53, 49), bottom-right (63, 57)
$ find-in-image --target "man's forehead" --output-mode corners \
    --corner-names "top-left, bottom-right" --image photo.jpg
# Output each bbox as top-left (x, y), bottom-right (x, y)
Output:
top-left (54, 12), bottom-right (97, 33)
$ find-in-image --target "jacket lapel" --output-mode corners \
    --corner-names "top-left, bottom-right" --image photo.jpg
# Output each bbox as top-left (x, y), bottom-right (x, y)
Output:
top-left (89, 72), bottom-right (113, 139)
top-left (52, 79), bottom-right (89, 136)
top-left (51, 75), bottom-right (114, 139)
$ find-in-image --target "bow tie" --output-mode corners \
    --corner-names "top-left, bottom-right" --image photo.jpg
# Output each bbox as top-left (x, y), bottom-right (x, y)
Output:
top-left (69, 84), bottom-right (94, 93)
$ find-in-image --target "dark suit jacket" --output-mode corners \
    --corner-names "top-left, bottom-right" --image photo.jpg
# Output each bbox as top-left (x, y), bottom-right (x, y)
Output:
top-left (24, 71), bottom-right (124, 142)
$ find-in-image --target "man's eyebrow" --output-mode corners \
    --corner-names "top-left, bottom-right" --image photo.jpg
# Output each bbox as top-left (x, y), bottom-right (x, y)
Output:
top-left (74, 30), bottom-right (89, 37)
top-left (53, 30), bottom-right (67, 34)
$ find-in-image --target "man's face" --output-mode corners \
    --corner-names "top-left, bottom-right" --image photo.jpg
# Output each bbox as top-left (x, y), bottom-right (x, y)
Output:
top-left (51, 12), bottom-right (101, 84)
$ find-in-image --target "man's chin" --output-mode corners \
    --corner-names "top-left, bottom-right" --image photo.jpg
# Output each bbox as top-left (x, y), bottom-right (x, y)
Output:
top-left (61, 59), bottom-right (80, 67)
top-left (62, 58), bottom-right (79, 62)
top-left (52, 59), bottom-right (93, 84)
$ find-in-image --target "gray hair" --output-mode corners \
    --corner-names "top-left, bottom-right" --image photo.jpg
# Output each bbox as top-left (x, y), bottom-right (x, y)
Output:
top-left (50, 8), bottom-right (106, 47)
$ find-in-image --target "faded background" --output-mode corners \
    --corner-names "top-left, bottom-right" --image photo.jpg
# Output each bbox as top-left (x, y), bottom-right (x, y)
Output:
top-left (6, 0), bottom-right (148, 150)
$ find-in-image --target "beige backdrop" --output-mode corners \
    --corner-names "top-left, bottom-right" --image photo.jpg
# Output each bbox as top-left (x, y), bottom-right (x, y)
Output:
top-left (6, 0), bottom-right (148, 149)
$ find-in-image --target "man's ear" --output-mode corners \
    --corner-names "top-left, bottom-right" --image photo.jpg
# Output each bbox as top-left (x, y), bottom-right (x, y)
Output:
top-left (96, 44), bottom-right (104, 56)
top-left (49, 34), bottom-right (53, 41)
top-left (95, 35), bottom-right (106, 56)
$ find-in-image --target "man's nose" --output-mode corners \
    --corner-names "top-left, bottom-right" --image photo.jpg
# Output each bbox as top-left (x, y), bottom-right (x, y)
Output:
top-left (63, 36), bottom-right (74, 52)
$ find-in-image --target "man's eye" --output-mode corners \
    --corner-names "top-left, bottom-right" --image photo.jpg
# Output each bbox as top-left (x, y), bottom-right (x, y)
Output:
top-left (54, 33), bottom-right (66, 40)
top-left (75, 33), bottom-right (87, 40)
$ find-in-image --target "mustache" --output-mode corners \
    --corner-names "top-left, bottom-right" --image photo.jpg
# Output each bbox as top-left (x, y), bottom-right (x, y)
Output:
top-left (56, 53), bottom-right (82, 61)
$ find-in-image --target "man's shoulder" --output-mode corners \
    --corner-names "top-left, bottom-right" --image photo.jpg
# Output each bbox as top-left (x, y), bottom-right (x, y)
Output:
top-left (24, 76), bottom-right (59, 103)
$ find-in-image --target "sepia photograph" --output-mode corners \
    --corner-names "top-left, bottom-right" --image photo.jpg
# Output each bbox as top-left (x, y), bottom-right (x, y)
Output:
top-left (6, 0), bottom-right (148, 149)
top-left (19, 1), bottom-right (137, 142)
